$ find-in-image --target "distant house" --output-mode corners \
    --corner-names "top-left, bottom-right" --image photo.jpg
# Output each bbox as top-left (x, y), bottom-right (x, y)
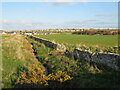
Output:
top-left (2, 32), bottom-right (7, 34)
top-left (24, 32), bottom-right (33, 35)
top-left (39, 33), bottom-right (47, 35)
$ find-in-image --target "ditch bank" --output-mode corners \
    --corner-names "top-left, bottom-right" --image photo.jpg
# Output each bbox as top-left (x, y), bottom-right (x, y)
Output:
top-left (31, 44), bottom-right (48, 75)
top-left (28, 35), bottom-right (120, 71)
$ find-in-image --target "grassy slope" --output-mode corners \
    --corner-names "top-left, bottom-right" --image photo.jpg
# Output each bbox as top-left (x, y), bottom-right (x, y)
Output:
top-left (2, 34), bottom-right (43, 88)
top-left (34, 34), bottom-right (118, 47)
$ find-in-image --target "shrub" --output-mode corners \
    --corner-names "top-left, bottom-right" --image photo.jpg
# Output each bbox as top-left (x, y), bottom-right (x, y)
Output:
top-left (15, 64), bottom-right (72, 88)
top-left (48, 71), bottom-right (72, 83)
top-left (15, 64), bottom-right (49, 88)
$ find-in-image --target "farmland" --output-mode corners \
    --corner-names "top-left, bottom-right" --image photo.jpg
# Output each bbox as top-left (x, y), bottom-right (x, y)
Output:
top-left (34, 34), bottom-right (119, 54)
top-left (34, 34), bottom-right (118, 47)
top-left (1, 34), bottom-right (120, 88)
top-left (1, 1), bottom-right (120, 89)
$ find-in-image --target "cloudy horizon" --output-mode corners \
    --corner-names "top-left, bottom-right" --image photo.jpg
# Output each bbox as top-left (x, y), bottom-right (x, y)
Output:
top-left (1, 2), bottom-right (118, 31)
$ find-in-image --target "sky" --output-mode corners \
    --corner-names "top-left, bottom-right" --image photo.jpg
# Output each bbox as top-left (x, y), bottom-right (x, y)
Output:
top-left (1, 1), bottom-right (119, 30)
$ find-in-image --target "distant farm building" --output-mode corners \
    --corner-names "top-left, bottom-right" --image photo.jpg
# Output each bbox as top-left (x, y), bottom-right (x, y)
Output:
top-left (24, 32), bottom-right (33, 35)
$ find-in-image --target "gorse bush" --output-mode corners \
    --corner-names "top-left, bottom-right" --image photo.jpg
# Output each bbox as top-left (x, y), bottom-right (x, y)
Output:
top-left (15, 64), bottom-right (49, 87)
top-left (48, 71), bottom-right (72, 83)
top-left (15, 64), bottom-right (72, 88)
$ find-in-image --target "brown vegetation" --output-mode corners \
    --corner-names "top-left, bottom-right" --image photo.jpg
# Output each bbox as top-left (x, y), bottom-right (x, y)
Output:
top-left (72, 29), bottom-right (118, 35)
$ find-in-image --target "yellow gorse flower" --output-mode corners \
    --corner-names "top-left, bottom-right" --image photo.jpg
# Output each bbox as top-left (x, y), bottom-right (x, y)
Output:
top-left (48, 70), bottom-right (72, 83)
top-left (16, 64), bottom-right (49, 86)
top-left (16, 64), bottom-right (72, 87)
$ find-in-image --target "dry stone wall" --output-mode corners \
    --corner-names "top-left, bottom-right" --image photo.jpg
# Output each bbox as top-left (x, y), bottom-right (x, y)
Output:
top-left (73, 49), bottom-right (120, 71)
top-left (29, 35), bottom-right (66, 52)
top-left (28, 35), bottom-right (120, 71)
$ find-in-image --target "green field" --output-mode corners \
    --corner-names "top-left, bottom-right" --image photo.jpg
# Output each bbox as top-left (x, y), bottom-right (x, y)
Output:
top-left (34, 34), bottom-right (118, 47)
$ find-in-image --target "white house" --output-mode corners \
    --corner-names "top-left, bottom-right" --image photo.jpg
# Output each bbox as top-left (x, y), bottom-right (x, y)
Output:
top-left (33, 32), bottom-right (39, 35)
top-left (24, 32), bottom-right (33, 35)
top-left (2, 32), bottom-right (7, 34)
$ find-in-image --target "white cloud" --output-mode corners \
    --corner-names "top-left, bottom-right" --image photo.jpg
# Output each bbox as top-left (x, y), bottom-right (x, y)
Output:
top-left (1, 18), bottom-right (118, 30)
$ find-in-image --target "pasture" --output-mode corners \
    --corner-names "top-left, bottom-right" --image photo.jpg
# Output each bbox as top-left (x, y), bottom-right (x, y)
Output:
top-left (34, 34), bottom-right (118, 47)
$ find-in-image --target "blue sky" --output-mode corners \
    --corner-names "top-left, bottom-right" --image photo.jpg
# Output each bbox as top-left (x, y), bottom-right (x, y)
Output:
top-left (1, 2), bottom-right (118, 30)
